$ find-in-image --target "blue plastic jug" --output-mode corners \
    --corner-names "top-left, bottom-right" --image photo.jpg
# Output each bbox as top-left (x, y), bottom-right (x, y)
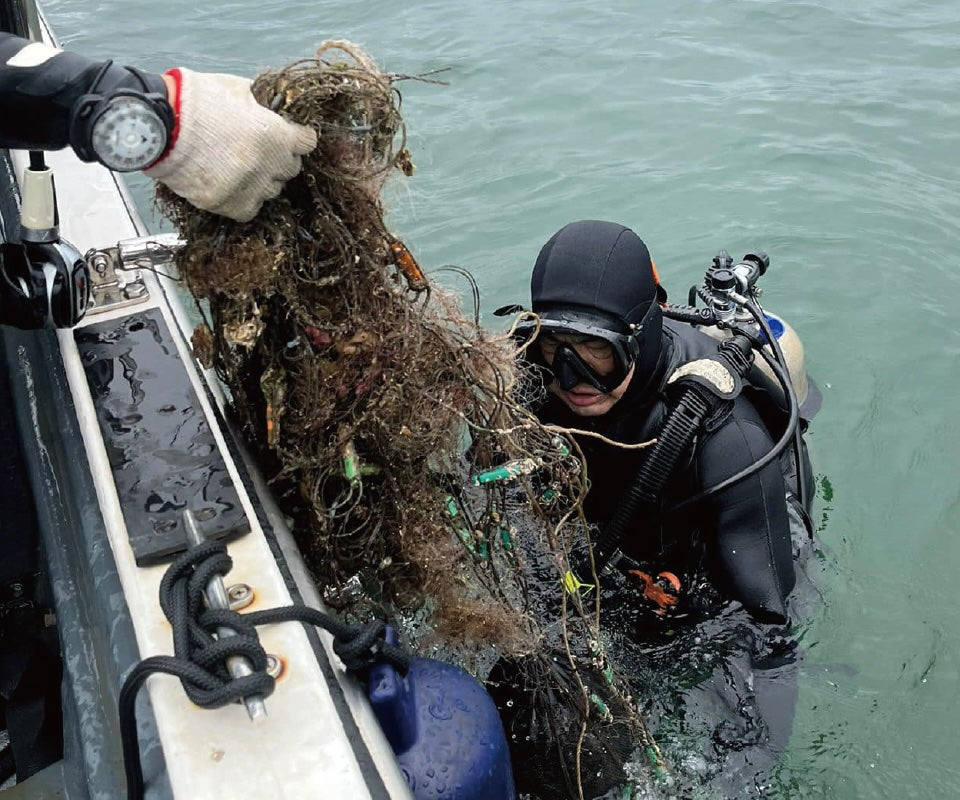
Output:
top-left (367, 631), bottom-right (516, 800)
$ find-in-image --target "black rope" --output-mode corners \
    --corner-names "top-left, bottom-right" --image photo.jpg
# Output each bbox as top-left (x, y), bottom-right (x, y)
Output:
top-left (119, 540), bottom-right (411, 800)
top-left (244, 606), bottom-right (409, 675)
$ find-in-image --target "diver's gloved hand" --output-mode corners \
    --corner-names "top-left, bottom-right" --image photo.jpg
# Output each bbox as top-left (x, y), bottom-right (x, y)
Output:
top-left (144, 68), bottom-right (318, 223)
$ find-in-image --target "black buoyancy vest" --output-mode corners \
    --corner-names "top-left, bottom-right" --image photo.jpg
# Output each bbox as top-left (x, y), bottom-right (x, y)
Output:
top-left (536, 319), bottom-right (802, 621)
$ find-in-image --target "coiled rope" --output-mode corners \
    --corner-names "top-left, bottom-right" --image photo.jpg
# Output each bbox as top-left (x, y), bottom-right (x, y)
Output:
top-left (119, 540), bottom-right (410, 800)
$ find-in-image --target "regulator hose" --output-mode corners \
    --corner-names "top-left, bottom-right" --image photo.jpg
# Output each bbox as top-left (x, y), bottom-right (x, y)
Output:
top-left (663, 299), bottom-right (806, 514)
top-left (587, 387), bottom-right (710, 573)
top-left (666, 344), bottom-right (798, 514)
top-left (746, 297), bottom-right (808, 511)
top-left (661, 304), bottom-right (719, 327)
top-left (584, 334), bottom-right (754, 577)
top-left (659, 299), bottom-right (804, 514)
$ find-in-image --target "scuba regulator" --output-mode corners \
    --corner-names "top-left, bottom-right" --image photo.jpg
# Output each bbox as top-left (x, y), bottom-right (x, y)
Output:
top-left (695, 249), bottom-right (769, 326)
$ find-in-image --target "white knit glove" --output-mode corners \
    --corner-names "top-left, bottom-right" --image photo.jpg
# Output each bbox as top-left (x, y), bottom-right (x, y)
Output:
top-left (145, 68), bottom-right (317, 222)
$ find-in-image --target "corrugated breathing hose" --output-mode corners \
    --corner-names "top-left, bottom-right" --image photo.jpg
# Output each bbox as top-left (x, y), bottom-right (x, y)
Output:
top-left (580, 334), bottom-right (755, 578)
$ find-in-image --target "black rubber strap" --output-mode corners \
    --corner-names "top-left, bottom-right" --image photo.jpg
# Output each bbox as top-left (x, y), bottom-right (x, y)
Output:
top-left (0, 31), bottom-right (168, 155)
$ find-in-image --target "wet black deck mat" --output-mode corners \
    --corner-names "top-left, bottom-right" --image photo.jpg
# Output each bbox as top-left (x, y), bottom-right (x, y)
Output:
top-left (76, 309), bottom-right (249, 565)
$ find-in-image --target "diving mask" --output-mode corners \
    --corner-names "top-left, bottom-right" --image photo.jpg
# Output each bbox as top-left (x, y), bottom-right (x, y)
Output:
top-left (547, 338), bottom-right (631, 393)
top-left (515, 302), bottom-right (657, 393)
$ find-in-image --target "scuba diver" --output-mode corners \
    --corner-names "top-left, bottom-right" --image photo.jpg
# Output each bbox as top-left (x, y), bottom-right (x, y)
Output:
top-left (523, 219), bottom-right (816, 624)
top-left (0, 30), bottom-right (316, 222)
top-left (495, 219), bottom-right (821, 798)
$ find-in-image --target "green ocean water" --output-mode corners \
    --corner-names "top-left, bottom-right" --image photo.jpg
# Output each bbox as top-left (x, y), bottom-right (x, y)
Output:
top-left (41, 1), bottom-right (960, 797)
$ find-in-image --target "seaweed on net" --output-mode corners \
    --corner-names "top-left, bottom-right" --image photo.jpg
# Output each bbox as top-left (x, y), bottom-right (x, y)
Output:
top-left (157, 42), bottom-right (667, 800)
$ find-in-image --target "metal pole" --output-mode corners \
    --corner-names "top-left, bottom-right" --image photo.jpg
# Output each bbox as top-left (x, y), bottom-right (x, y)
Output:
top-left (182, 510), bottom-right (267, 722)
top-left (1, 0), bottom-right (42, 40)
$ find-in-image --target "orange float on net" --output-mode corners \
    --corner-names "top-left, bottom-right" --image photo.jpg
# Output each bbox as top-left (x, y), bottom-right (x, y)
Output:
top-left (389, 240), bottom-right (427, 291)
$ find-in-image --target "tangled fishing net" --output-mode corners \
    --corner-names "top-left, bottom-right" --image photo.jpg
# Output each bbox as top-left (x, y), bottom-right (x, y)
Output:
top-left (158, 43), bottom-right (667, 799)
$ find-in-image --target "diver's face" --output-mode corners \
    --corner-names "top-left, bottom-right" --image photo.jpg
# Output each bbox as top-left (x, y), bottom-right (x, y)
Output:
top-left (539, 332), bottom-right (634, 417)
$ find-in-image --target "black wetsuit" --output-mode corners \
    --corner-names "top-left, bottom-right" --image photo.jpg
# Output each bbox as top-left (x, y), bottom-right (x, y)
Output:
top-left (536, 317), bottom-right (811, 624)
top-left (0, 31), bottom-right (167, 154)
top-left (531, 316), bottom-right (816, 797)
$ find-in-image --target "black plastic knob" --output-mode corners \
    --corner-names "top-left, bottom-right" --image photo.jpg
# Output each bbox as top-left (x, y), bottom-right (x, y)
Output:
top-left (707, 268), bottom-right (736, 292)
top-left (712, 250), bottom-right (733, 269)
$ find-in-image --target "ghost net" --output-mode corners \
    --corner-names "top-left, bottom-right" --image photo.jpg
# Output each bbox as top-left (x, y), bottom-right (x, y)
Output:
top-left (157, 42), bottom-right (667, 800)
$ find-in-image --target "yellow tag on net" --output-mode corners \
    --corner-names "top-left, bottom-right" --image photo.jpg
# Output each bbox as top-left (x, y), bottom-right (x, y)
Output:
top-left (562, 570), bottom-right (595, 596)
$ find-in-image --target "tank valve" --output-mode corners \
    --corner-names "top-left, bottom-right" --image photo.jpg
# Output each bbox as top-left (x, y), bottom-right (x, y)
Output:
top-left (704, 266), bottom-right (737, 324)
